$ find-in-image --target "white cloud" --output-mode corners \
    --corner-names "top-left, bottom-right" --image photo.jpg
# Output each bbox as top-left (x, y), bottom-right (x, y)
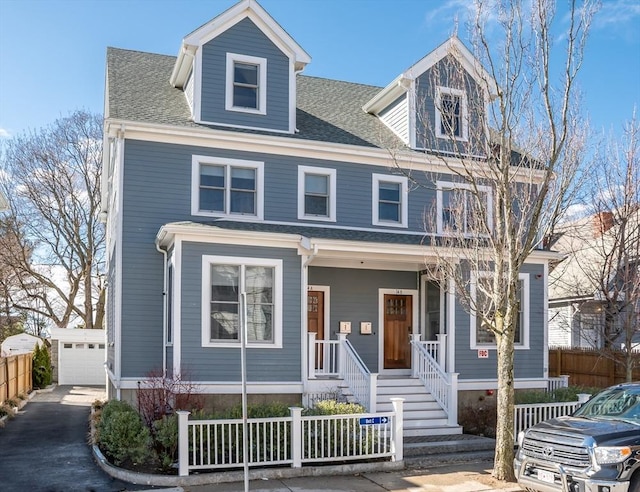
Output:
top-left (0, 127), bottom-right (11, 139)
top-left (594, 0), bottom-right (640, 30)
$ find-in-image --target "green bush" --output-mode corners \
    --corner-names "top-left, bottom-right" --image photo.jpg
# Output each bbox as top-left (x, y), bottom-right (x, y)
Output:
top-left (515, 386), bottom-right (600, 405)
top-left (97, 400), bottom-right (151, 466)
top-left (304, 400), bottom-right (365, 416)
top-left (32, 344), bottom-right (52, 389)
top-left (153, 415), bottom-right (178, 470)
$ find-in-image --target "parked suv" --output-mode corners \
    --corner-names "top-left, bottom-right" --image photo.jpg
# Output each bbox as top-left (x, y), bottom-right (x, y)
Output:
top-left (514, 382), bottom-right (640, 492)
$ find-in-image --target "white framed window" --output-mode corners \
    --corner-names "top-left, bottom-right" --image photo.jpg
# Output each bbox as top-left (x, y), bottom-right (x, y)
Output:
top-left (191, 155), bottom-right (264, 219)
top-left (297, 166), bottom-right (336, 222)
top-left (201, 255), bottom-right (283, 348)
top-left (470, 272), bottom-right (530, 350)
top-left (225, 53), bottom-right (267, 115)
top-left (372, 174), bottom-right (408, 227)
top-left (435, 86), bottom-right (468, 141)
top-left (436, 181), bottom-right (492, 235)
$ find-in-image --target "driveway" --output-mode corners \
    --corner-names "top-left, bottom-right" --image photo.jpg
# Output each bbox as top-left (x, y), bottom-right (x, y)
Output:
top-left (0, 385), bottom-right (151, 492)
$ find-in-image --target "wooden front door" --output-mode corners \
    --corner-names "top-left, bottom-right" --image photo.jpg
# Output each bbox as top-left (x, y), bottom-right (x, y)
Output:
top-left (307, 291), bottom-right (325, 369)
top-left (383, 294), bottom-right (412, 369)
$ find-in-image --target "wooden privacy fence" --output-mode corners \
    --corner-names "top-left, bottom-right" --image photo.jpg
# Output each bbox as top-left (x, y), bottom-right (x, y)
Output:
top-left (0, 354), bottom-right (33, 405)
top-left (549, 347), bottom-right (640, 387)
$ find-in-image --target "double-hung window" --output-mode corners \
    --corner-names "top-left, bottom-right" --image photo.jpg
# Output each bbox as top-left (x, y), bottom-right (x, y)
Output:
top-left (297, 166), bottom-right (336, 222)
top-left (202, 256), bottom-right (282, 348)
top-left (436, 181), bottom-right (492, 235)
top-left (192, 156), bottom-right (264, 219)
top-left (225, 53), bottom-right (267, 114)
top-left (435, 87), bottom-right (467, 141)
top-left (470, 272), bottom-right (530, 349)
top-left (372, 174), bottom-right (408, 227)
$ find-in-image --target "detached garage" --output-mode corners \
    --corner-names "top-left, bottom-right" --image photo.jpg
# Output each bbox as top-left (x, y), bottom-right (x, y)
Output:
top-left (50, 328), bottom-right (105, 386)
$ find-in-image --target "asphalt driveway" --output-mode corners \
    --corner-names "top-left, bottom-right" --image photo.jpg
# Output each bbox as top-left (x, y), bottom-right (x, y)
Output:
top-left (0, 385), bottom-right (147, 492)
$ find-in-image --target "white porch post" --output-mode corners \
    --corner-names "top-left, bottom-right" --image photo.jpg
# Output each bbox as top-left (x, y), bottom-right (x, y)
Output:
top-left (369, 372), bottom-right (378, 412)
top-left (447, 373), bottom-right (459, 426)
top-left (436, 333), bottom-right (446, 369)
top-left (177, 410), bottom-right (190, 476)
top-left (390, 397), bottom-right (404, 462)
top-left (337, 333), bottom-right (347, 380)
top-left (410, 333), bottom-right (421, 377)
top-left (307, 332), bottom-right (317, 379)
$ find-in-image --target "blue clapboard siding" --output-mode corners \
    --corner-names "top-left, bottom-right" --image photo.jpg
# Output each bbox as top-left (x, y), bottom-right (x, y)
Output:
top-left (121, 139), bottom-right (444, 234)
top-left (200, 17), bottom-right (290, 131)
top-left (454, 263), bottom-right (546, 381)
top-left (309, 267), bottom-right (417, 372)
top-left (180, 241), bottom-right (301, 382)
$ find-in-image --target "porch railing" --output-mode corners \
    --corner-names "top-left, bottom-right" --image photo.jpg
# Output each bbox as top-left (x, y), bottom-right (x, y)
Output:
top-left (410, 334), bottom-right (458, 426)
top-left (340, 335), bottom-right (377, 412)
top-left (307, 333), bottom-right (340, 377)
top-left (177, 399), bottom-right (404, 476)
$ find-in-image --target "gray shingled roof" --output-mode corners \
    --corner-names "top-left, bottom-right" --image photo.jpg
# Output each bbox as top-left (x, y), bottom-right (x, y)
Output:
top-left (106, 47), bottom-right (404, 149)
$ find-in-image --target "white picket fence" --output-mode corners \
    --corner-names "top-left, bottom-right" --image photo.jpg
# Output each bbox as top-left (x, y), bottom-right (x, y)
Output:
top-left (513, 393), bottom-right (591, 443)
top-left (177, 399), bottom-right (404, 476)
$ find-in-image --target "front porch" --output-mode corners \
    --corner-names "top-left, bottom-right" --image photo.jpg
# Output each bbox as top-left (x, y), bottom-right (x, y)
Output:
top-left (304, 332), bottom-right (462, 437)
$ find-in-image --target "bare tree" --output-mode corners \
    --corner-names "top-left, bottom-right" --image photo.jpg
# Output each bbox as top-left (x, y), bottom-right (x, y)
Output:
top-left (551, 115), bottom-right (640, 380)
top-left (390, 0), bottom-right (595, 481)
top-left (0, 110), bottom-right (105, 332)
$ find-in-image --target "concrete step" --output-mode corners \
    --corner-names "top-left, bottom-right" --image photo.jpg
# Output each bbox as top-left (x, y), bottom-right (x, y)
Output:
top-left (403, 434), bottom-right (494, 465)
top-left (377, 400), bottom-right (442, 412)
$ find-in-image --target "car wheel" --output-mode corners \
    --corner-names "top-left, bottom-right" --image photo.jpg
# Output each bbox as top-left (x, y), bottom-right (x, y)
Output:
top-left (630, 472), bottom-right (640, 492)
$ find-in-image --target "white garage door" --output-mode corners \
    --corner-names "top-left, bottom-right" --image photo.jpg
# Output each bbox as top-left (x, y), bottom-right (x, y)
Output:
top-left (59, 342), bottom-right (105, 385)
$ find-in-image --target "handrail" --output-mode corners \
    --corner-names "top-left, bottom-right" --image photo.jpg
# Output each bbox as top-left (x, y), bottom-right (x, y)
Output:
top-left (411, 339), bottom-right (458, 426)
top-left (340, 336), bottom-right (376, 411)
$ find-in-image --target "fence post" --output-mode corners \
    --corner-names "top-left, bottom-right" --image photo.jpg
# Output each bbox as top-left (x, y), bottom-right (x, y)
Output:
top-left (560, 375), bottom-right (569, 388)
top-left (577, 393), bottom-right (591, 405)
top-left (290, 407), bottom-right (303, 468)
top-left (390, 398), bottom-right (404, 462)
top-left (369, 373), bottom-right (378, 412)
top-left (177, 410), bottom-right (190, 477)
top-left (448, 373), bottom-right (459, 427)
top-left (307, 332), bottom-right (316, 379)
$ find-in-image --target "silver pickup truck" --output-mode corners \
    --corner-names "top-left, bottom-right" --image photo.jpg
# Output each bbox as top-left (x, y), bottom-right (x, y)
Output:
top-left (514, 382), bottom-right (640, 492)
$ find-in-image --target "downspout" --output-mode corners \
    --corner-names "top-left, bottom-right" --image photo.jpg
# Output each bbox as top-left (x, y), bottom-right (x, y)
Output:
top-left (155, 241), bottom-right (168, 378)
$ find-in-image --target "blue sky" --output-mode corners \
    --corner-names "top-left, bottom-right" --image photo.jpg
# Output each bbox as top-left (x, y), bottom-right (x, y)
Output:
top-left (0, 0), bottom-right (638, 139)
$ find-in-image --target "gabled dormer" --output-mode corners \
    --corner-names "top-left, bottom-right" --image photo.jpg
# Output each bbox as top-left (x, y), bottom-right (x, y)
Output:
top-left (170, 0), bottom-right (311, 134)
top-left (363, 36), bottom-right (497, 156)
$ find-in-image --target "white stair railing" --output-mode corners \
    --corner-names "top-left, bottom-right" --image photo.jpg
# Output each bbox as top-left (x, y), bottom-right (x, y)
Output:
top-left (307, 333), bottom-right (340, 378)
top-left (410, 335), bottom-right (458, 426)
top-left (338, 334), bottom-right (377, 412)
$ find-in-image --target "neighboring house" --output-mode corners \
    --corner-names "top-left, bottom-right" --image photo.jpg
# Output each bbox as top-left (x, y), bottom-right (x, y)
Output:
top-left (49, 328), bottom-right (106, 385)
top-left (1, 333), bottom-right (44, 357)
top-left (548, 210), bottom-right (640, 349)
top-left (101, 0), bottom-right (556, 435)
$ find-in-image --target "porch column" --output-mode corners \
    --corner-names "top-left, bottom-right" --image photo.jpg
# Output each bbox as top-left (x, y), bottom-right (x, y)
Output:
top-left (436, 333), bottom-right (446, 369)
top-left (410, 333), bottom-right (421, 378)
top-left (337, 333), bottom-right (347, 380)
top-left (177, 410), bottom-right (190, 476)
top-left (390, 398), bottom-right (404, 462)
top-left (307, 332), bottom-right (317, 379)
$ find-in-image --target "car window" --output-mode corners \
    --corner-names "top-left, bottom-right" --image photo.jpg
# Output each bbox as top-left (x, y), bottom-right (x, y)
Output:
top-left (574, 387), bottom-right (640, 423)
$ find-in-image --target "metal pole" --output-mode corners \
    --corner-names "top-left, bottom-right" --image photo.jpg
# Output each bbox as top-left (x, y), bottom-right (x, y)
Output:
top-left (240, 291), bottom-right (249, 492)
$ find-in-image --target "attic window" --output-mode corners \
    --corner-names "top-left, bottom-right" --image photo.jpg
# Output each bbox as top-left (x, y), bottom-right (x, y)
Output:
top-left (226, 53), bottom-right (267, 115)
top-left (435, 87), bottom-right (467, 141)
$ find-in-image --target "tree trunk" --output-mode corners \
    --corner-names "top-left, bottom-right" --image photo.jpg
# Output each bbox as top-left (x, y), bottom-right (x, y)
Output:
top-left (493, 316), bottom-right (516, 482)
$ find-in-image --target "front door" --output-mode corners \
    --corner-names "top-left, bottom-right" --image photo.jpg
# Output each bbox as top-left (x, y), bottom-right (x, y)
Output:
top-left (383, 294), bottom-right (412, 369)
top-left (307, 291), bottom-right (325, 369)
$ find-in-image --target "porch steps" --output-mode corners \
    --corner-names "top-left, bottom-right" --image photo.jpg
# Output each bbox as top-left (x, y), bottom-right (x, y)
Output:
top-left (376, 376), bottom-right (462, 438)
top-left (403, 434), bottom-right (496, 466)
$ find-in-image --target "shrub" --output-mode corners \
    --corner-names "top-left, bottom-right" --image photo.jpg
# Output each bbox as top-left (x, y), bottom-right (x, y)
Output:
top-left (97, 400), bottom-right (151, 466)
top-left (305, 400), bottom-right (365, 416)
top-left (459, 398), bottom-right (497, 438)
top-left (153, 415), bottom-right (178, 470)
top-left (0, 403), bottom-right (16, 419)
top-left (32, 344), bottom-right (52, 389)
top-left (515, 386), bottom-right (601, 405)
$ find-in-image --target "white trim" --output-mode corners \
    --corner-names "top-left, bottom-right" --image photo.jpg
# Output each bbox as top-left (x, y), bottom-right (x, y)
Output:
top-left (191, 155), bottom-right (264, 220)
top-left (543, 262), bottom-right (549, 377)
top-left (435, 86), bottom-right (468, 141)
top-left (225, 53), bottom-right (267, 115)
top-left (297, 165), bottom-right (337, 222)
top-left (201, 255), bottom-right (283, 349)
top-left (420, 274), bottom-right (445, 341)
top-left (447, 275), bottom-right (456, 373)
top-left (194, 48), bottom-right (202, 122)
top-left (118, 377), bottom-right (304, 393)
top-left (113, 135), bottom-right (124, 383)
top-left (173, 240), bottom-right (183, 377)
top-left (377, 288), bottom-right (418, 374)
top-left (470, 272), bottom-right (530, 350)
top-left (457, 378), bottom-right (548, 391)
top-left (104, 120), bottom-right (549, 185)
top-left (372, 174), bottom-right (408, 228)
top-left (436, 180), bottom-right (493, 235)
